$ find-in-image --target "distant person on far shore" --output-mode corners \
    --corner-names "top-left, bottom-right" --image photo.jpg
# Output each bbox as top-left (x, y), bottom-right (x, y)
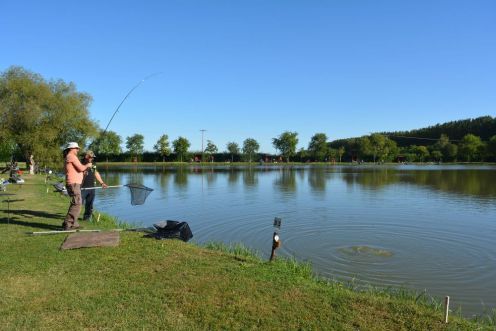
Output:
top-left (29, 154), bottom-right (35, 174)
top-left (62, 142), bottom-right (92, 230)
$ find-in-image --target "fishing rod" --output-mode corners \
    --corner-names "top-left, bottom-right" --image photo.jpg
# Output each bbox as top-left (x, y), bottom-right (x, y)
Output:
top-left (101, 72), bottom-right (162, 136)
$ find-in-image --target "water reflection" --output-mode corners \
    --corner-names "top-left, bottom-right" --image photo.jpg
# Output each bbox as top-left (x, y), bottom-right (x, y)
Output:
top-left (126, 169), bottom-right (144, 185)
top-left (338, 167), bottom-right (496, 199)
top-left (273, 168), bottom-right (297, 193)
top-left (227, 169), bottom-right (240, 186)
top-left (204, 167), bottom-right (218, 186)
top-left (242, 168), bottom-right (258, 187)
top-left (154, 172), bottom-right (171, 195)
top-left (308, 168), bottom-right (327, 193)
top-left (174, 168), bottom-right (188, 188)
top-left (402, 170), bottom-right (496, 198)
top-left (102, 165), bottom-right (496, 199)
top-left (342, 169), bottom-right (397, 190)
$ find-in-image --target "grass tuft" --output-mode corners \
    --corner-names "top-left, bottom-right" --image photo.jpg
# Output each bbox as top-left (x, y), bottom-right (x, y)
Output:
top-left (204, 241), bottom-right (261, 259)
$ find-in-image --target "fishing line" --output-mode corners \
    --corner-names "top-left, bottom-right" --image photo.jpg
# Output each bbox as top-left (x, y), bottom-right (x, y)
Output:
top-left (384, 135), bottom-right (462, 142)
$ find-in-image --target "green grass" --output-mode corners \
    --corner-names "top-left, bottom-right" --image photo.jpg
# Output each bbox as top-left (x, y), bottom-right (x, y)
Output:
top-left (0, 175), bottom-right (493, 330)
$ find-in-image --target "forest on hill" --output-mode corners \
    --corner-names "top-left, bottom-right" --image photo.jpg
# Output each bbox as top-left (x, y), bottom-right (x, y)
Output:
top-left (382, 116), bottom-right (496, 147)
top-left (327, 116), bottom-right (496, 163)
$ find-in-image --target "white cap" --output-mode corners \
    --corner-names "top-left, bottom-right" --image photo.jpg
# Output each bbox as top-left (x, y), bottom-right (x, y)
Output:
top-left (64, 142), bottom-right (80, 150)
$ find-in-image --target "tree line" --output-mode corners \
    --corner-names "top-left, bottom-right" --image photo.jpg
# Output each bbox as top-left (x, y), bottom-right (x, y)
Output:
top-left (96, 130), bottom-right (494, 163)
top-left (2, 66), bottom-right (496, 167)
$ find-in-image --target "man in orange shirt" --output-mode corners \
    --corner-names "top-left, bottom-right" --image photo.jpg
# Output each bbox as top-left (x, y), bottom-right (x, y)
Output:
top-left (62, 142), bottom-right (92, 230)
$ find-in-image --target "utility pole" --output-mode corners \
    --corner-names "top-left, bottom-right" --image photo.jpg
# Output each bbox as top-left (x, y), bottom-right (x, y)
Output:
top-left (200, 129), bottom-right (206, 162)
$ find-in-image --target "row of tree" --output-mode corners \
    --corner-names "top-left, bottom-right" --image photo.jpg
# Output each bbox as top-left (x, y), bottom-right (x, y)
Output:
top-left (89, 132), bottom-right (262, 163)
top-left (89, 130), bottom-right (496, 163)
top-left (2, 66), bottom-right (496, 167)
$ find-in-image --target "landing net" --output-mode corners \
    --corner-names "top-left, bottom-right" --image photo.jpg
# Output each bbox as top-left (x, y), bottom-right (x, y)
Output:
top-left (125, 184), bottom-right (154, 205)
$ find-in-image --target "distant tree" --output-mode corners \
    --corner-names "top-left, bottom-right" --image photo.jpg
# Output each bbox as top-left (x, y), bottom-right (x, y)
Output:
top-left (412, 145), bottom-right (430, 162)
top-left (437, 134), bottom-right (450, 148)
top-left (401, 148), bottom-right (416, 162)
top-left (89, 130), bottom-right (122, 162)
top-left (370, 134), bottom-right (386, 163)
top-left (431, 150), bottom-right (443, 161)
top-left (273, 131), bottom-right (298, 162)
top-left (204, 140), bottom-right (218, 162)
top-left (297, 148), bottom-right (309, 161)
top-left (226, 142), bottom-right (240, 162)
top-left (429, 134), bottom-right (457, 161)
top-left (338, 146), bottom-right (345, 163)
top-left (369, 134), bottom-right (398, 162)
top-left (444, 143), bottom-right (458, 161)
top-left (172, 137), bottom-right (190, 162)
top-left (459, 134), bottom-right (483, 161)
top-left (487, 135), bottom-right (496, 160)
top-left (339, 137), bottom-right (361, 162)
top-left (358, 136), bottom-right (372, 161)
top-left (242, 138), bottom-right (259, 162)
top-left (308, 133), bottom-right (328, 161)
top-left (0, 138), bottom-right (16, 162)
top-left (478, 141), bottom-right (488, 161)
top-left (328, 148), bottom-right (338, 162)
top-left (430, 134), bottom-right (449, 162)
top-left (384, 138), bottom-right (399, 161)
top-left (126, 134), bottom-right (144, 161)
top-left (153, 134), bottom-right (171, 162)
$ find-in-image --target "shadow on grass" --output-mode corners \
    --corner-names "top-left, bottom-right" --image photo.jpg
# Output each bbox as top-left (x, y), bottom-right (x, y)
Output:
top-left (1, 199), bottom-right (25, 203)
top-left (1, 208), bottom-right (64, 230)
top-left (6, 209), bottom-right (64, 220)
top-left (0, 218), bottom-right (62, 230)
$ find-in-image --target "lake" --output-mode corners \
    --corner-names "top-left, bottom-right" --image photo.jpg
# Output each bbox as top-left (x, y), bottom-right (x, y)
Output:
top-left (94, 164), bottom-right (496, 316)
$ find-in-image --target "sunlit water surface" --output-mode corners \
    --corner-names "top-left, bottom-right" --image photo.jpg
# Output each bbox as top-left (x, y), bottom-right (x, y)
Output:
top-left (95, 164), bottom-right (496, 316)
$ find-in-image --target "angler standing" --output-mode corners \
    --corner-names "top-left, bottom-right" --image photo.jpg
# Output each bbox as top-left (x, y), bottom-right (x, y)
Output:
top-left (81, 150), bottom-right (107, 221)
top-left (62, 142), bottom-right (92, 230)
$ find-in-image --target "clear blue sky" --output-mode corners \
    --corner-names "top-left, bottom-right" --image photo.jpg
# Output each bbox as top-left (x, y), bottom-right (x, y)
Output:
top-left (1, 1), bottom-right (495, 153)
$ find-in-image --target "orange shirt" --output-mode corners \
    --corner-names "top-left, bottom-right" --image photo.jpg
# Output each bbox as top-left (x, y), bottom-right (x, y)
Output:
top-left (65, 153), bottom-right (87, 184)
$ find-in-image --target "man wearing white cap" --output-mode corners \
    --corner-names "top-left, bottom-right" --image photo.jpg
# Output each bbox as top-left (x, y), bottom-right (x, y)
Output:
top-left (62, 142), bottom-right (92, 230)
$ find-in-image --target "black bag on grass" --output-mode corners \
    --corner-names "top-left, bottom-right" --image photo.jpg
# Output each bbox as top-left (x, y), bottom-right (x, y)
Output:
top-left (146, 220), bottom-right (193, 242)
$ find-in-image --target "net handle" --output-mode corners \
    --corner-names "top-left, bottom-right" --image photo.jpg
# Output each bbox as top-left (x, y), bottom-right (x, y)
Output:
top-left (81, 185), bottom-right (123, 190)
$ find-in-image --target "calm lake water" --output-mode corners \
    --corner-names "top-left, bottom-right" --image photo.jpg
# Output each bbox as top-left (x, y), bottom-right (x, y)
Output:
top-left (95, 164), bottom-right (496, 316)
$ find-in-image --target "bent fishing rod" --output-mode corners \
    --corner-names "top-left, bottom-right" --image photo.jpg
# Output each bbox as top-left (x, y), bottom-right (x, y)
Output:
top-left (101, 72), bottom-right (163, 136)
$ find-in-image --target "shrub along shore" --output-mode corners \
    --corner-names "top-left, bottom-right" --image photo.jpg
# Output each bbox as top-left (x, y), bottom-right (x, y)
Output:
top-left (0, 175), bottom-right (493, 330)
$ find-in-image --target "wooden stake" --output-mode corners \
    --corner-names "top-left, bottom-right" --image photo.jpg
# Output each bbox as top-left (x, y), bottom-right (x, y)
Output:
top-left (97, 213), bottom-right (101, 222)
top-left (444, 296), bottom-right (450, 323)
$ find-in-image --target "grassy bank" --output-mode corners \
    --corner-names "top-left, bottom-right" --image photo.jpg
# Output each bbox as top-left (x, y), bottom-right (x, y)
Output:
top-left (0, 175), bottom-right (492, 330)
